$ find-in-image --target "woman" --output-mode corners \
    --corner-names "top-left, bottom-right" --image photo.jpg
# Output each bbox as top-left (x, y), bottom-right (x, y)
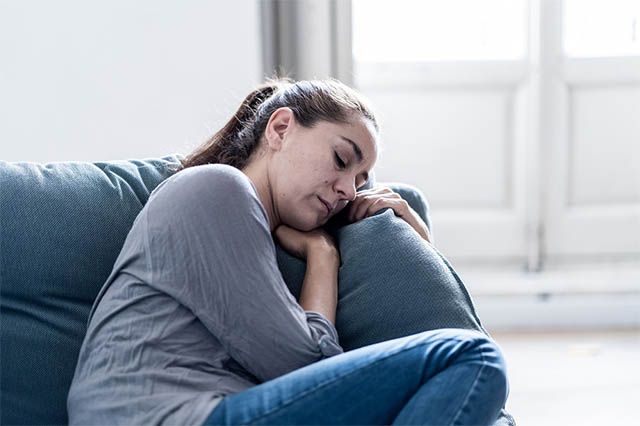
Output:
top-left (67, 78), bottom-right (509, 425)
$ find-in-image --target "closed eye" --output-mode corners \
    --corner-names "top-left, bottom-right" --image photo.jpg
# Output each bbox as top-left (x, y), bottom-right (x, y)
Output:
top-left (334, 151), bottom-right (346, 169)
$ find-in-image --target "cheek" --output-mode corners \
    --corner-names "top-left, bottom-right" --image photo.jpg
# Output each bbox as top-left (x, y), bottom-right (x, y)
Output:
top-left (298, 169), bottom-right (329, 192)
top-left (279, 159), bottom-right (333, 197)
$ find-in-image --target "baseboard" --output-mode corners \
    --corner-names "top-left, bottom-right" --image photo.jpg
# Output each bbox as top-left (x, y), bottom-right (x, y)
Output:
top-left (472, 293), bottom-right (640, 332)
top-left (451, 260), bottom-right (640, 332)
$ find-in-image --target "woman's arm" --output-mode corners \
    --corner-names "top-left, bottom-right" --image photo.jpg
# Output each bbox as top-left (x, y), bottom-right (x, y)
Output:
top-left (298, 247), bottom-right (340, 326)
top-left (145, 165), bottom-right (344, 383)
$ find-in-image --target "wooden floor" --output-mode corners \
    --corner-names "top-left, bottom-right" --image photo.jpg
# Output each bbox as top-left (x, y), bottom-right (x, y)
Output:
top-left (489, 328), bottom-right (640, 426)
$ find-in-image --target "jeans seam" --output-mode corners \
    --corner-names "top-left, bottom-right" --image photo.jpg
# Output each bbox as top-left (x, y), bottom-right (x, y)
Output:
top-left (449, 340), bottom-right (487, 426)
top-left (246, 336), bottom-right (468, 424)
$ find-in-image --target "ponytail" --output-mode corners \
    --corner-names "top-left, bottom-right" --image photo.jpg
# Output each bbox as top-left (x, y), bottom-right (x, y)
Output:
top-left (177, 78), bottom-right (292, 171)
top-left (174, 77), bottom-right (378, 173)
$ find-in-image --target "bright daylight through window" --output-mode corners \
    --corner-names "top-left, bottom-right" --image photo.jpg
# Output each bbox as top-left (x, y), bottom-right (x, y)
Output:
top-left (564, 0), bottom-right (640, 57)
top-left (352, 0), bottom-right (526, 62)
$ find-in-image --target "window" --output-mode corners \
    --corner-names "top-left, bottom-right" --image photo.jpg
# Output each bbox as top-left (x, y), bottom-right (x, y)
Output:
top-left (352, 0), bottom-right (527, 62)
top-left (564, 0), bottom-right (640, 57)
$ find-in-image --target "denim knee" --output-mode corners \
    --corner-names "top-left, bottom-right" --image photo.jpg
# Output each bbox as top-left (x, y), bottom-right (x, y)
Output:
top-left (426, 328), bottom-right (510, 399)
top-left (465, 329), bottom-right (509, 402)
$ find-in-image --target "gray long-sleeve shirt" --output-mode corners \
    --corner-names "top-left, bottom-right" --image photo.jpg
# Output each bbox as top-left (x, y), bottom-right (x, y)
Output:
top-left (67, 163), bottom-right (344, 426)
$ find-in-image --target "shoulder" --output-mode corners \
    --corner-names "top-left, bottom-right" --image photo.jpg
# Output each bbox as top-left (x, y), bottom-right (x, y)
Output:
top-left (148, 164), bottom-right (264, 219)
top-left (165, 163), bottom-right (254, 193)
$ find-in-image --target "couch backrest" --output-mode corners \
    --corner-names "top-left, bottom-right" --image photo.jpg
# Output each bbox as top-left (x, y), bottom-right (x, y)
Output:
top-left (0, 155), bottom-right (183, 425)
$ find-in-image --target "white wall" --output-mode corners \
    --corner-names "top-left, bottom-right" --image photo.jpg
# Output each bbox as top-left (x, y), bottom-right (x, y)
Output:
top-left (0, 0), bottom-right (262, 163)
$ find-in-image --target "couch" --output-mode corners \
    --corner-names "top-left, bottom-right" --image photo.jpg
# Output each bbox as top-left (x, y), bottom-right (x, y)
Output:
top-left (0, 154), bottom-right (515, 425)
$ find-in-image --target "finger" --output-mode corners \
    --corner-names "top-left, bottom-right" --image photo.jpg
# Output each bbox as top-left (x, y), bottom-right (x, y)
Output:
top-left (346, 194), bottom-right (367, 221)
top-left (361, 198), bottom-right (388, 220)
top-left (364, 198), bottom-right (407, 219)
top-left (348, 188), bottom-right (399, 221)
top-left (361, 186), bottom-right (392, 195)
top-left (350, 187), bottom-right (388, 204)
top-left (353, 195), bottom-right (387, 222)
top-left (350, 195), bottom-right (376, 222)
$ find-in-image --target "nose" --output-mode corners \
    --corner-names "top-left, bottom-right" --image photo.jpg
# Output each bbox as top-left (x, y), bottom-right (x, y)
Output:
top-left (335, 175), bottom-right (357, 202)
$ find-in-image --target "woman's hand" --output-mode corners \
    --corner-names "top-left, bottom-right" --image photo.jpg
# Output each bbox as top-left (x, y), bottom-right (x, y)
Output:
top-left (347, 187), bottom-right (433, 244)
top-left (273, 224), bottom-right (340, 261)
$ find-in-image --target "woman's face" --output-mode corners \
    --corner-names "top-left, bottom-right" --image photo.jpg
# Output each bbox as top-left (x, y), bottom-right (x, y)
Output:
top-left (267, 108), bottom-right (378, 231)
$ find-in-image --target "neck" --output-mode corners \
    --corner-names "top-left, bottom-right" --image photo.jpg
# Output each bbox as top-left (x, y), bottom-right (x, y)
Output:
top-left (241, 158), bottom-right (280, 233)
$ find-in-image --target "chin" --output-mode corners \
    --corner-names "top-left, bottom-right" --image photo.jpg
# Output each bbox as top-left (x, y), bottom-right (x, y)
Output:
top-left (296, 221), bottom-right (321, 232)
top-left (284, 215), bottom-right (323, 232)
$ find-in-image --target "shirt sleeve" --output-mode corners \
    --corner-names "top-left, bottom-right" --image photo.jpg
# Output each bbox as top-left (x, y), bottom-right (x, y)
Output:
top-left (143, 164), bottom-right (344, 383)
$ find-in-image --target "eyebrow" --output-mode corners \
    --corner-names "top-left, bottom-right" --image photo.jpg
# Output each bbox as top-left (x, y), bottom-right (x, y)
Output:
top-left (339, 136), bottom-right (369, 184)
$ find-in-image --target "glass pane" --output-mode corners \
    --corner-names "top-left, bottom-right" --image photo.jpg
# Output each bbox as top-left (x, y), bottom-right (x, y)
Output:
top-left (564, 0), bottom-right (640, 57)
top-left (352, 0), bottom-right (526, 62)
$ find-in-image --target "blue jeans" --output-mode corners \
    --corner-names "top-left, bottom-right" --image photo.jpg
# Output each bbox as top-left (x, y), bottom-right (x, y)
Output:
top-left (203, 328), bottom-right (509, 425)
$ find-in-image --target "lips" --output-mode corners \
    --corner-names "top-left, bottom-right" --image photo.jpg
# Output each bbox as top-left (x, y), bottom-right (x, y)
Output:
top-left (318, 196), bottom-right (332, 216)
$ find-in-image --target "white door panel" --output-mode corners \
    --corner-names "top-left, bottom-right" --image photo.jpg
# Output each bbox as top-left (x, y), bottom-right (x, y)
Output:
top-left (363, 87), bottom-right (528, 264)
top-left (369, 90), bottom-right (512, 208)
top-left (544, 71), bottom-right (640, 259)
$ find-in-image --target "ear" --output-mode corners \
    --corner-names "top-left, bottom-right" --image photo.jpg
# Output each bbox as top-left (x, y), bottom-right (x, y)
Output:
top-left (264, 107), bottom-right (294, 151)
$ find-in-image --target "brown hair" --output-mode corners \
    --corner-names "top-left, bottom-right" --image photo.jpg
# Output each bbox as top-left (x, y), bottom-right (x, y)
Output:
top-left (173, 77), bottom-right (379, 173)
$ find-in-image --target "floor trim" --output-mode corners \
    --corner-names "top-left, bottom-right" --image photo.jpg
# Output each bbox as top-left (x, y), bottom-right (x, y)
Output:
top-left (453, 260), bottom-right (640, 331)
